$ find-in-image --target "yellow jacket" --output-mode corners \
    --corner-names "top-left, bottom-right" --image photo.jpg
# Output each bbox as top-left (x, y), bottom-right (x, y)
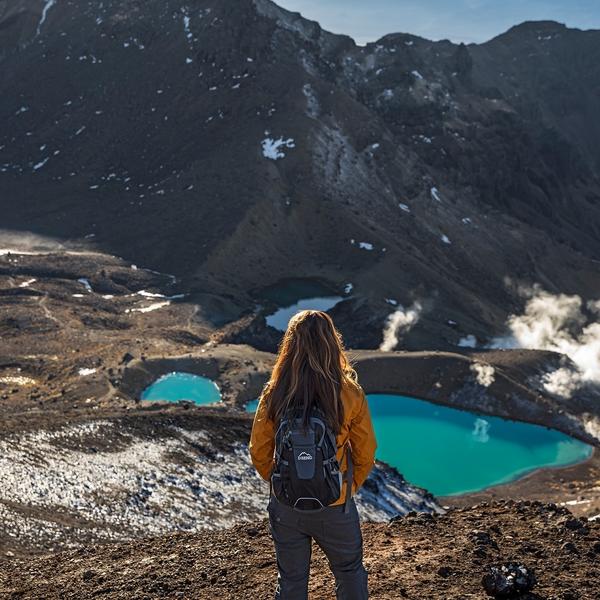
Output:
top-left (249, 379), bottom-right (377, 506)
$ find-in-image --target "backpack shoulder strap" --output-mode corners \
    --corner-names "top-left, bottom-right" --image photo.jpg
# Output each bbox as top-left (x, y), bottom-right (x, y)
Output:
top-left (308, 416), bottom-right (327, 448)
top-left (343, 443), bottom-right (354, 513)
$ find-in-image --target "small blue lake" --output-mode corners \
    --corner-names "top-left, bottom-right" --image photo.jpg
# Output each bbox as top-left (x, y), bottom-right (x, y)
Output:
top-left (141, 372), bottom-right (221, 404)
top-left (245, 398), bottom-right (259, 412)
top-left (246, 393), bottom-right (592, 496)
top-left (257, 278), bottom-right (345, 332)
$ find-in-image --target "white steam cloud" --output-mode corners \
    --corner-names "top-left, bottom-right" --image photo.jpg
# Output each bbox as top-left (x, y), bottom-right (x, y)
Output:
top-left (379, 301), bottom-right (423, 351)
top-left (470, 362), bottom-right (495, 387)
top-left (490, 284), bottom-right (600, 397)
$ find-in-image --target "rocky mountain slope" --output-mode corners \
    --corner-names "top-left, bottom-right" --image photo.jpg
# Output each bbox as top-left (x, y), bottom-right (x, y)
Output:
top-left (1, 0), bottom-right (599, 346)
top-left (2, 501), bottom-right (599, 599)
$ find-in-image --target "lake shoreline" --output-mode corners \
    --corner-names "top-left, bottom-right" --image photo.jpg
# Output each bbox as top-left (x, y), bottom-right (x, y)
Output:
top-left (439, 445), bottom-right (600, 519)
top-left (366, 392), bottom-right (593, 498)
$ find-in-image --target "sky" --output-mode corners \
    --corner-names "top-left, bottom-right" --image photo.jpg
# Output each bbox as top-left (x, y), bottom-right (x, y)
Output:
top-left (276, 0), bottom-right (600, 44)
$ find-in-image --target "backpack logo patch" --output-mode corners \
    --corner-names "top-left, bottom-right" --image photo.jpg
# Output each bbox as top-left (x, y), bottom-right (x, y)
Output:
top-left (297, 451), bottom-right (313, 461)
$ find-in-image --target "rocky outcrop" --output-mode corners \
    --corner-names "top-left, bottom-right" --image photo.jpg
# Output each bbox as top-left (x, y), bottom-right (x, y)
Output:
top-left (482, 562), bottom-right (537, 598)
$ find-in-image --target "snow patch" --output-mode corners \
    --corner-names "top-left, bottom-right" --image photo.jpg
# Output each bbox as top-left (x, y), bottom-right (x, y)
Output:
top-left (458, 334), bottom-right (477, 348)
top-left (36, 0), bottom-right (57, 38)
top-left (77, 278), bottom-right (92, 292)
top-left (182, 8), bottom-right (193, 45)
top-left (18, 278), bottom-right (37, 288)
top-left (126, 301), bottom-right (171, 313)
top-left (78, 368), bottom-right (97, 377)
top-left (588, 514), bottom-right (600, 521)
top-left (33, 158), bottom-right (49, 171)
top-left (349, 239), bottom-right (374, 250)
top-left (261, 137), bottom-right (295, 160)
top-left (137, 290), bottom-right (185, 301)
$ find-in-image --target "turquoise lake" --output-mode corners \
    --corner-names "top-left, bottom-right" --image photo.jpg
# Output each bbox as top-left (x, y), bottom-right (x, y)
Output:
top-left (141, 372), bottom-right (221, 404)
top-left (247, 393), bottom-right (592, 496)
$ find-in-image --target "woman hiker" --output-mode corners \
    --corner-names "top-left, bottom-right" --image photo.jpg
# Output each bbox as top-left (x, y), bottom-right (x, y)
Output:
top-left (249, 309), bottom-right (377, 600)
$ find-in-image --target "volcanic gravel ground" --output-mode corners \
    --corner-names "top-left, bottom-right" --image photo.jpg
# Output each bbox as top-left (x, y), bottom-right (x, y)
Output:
top-left (1, 501), bottom-right (599, 599)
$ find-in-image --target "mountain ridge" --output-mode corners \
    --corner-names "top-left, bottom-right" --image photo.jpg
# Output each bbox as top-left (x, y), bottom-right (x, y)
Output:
top-left (1, 0), bottom-right (600, 347)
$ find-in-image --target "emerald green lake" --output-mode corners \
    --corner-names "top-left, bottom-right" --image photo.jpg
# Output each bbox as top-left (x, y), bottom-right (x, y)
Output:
top-left (247, 393), bottom-right (592, 496)
top-left (368, 394), bottom-right (592, 496)
top-left (141, 372), bottom-right (221, 404)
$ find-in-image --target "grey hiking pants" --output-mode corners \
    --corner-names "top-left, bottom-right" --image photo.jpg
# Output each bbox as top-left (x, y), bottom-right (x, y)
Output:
top-left (267, 495), bottom-right (369, 600)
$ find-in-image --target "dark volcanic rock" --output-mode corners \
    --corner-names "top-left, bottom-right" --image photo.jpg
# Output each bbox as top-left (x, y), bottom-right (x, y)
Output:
top-left (482, 562), bottom-right (537, 598)
top-left (1, 1), bottom-right (599, 346)
top-left (215, 313), bottom-right (283, 353)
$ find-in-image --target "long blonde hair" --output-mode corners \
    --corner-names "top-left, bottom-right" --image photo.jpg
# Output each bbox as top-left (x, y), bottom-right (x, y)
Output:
top-left (263, 310), bottom-right (357, 434)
